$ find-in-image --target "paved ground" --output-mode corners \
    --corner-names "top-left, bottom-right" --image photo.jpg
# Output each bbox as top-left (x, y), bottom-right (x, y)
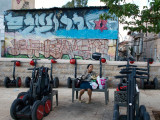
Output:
top-left (0, 87), bottom-right (159, 120)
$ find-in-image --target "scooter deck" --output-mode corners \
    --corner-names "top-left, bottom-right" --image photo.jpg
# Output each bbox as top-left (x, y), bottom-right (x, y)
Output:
top-left (17, 105), bottom-right (31, 119)
top-left (119, 115), bottom-right (127, 120)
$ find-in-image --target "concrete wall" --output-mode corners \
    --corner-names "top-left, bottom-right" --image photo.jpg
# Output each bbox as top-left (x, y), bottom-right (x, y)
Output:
top-left (0, 58), bottom-right (160, 88)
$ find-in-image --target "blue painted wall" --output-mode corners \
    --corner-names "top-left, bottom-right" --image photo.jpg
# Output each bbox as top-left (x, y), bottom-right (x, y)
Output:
top-left (4, 7), bottom-right (118, 39)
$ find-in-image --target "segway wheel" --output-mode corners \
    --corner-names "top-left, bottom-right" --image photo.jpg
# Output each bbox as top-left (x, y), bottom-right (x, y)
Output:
top-left (139, 105), bottom-right (146, 118)
top-left (10, 99), bottom-right (24, 119)
top-left (114, 104), bottom-right (119, 112)
top-left (32, 100), bottom-right (44, 120)
top-left (54, 77), bottom-right (59, 88)
top-left (4, 77), bottom-right (10, 88)
top-left (25, 77), bottom-right (31, 87)
top-left (140, 79), bottom-right (144, 89)
top-left (16, 77), bottom-right (21, 87)
top-left (143, 111), bottom-right (150, 120)
top-left (153, 77), bottom-right (158, 89)
top-left (17, 92), bottom-right (27, 99)
top-left (67, 77), bottom-right (72, 88)
top-left (42, 96), bottom-right (52, 116)
top-left (113, 110), bottom-right (119, 120)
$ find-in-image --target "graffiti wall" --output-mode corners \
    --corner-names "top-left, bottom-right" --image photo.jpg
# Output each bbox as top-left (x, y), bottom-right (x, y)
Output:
top-left (4, 7), bottom-right (118, 60)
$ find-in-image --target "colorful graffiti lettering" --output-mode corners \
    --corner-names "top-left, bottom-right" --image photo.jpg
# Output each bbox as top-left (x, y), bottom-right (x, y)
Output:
top-left (4, 8), bottom-right (118, 39)
top-left (6, 38), bottom-right (116, 60)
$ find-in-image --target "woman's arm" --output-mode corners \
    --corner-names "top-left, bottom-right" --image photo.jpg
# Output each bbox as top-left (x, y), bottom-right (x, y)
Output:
top-left (82, 70), bottom-right (88, 80)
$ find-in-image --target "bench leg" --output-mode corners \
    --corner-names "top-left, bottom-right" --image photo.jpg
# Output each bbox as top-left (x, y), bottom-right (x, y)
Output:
top-left (105, 90), bottom-right (109, 105)
top-left (50, 92), bottom-right (53, 111)
top-left (76, 91), bottom-right (78, 99)
top-left (108, 90), bottom-right (109, 102)
top-left (56, 93), bottom-right (58, 106)
top-left (72, 89), bottom-right (75, 103)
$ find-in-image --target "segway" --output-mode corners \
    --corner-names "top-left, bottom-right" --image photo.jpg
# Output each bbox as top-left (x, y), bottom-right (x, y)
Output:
top-left (10, 66), bottom-right (53, 120)
top-left (24, 59), bottom-right (40, 87)
top-left (92, 52), bottom-right (106, 78)
top-left (140, 58), bottom-right (158, 89)
top-left (116, 57), bottom-right (137, 91)
top-left (67, 58), bottom-right (77, 88)
top-left (113, 62), bottom-right (150, 120)
top-left (4, 60), bottom-right (21, 88)
top-left (50, 59), bottom-right (59, 88)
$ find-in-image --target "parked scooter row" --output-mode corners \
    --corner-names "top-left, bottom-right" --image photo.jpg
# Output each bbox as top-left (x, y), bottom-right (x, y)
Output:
top-left (4, 59), bottom-right (59, 88)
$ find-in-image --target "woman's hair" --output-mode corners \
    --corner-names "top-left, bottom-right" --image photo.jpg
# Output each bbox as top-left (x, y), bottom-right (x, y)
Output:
top-left (87, 64), bottom-right (93, 69)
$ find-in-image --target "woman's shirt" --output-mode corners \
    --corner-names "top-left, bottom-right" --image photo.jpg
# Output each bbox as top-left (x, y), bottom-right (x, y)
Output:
top-left (82, 70), bottom-right (97, 82)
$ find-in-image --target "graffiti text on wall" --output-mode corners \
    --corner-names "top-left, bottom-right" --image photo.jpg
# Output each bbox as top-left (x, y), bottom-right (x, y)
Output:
top-left (6, 38), bottom-right (115, 60)
top-left (4, 8), bottom-right (118, 39)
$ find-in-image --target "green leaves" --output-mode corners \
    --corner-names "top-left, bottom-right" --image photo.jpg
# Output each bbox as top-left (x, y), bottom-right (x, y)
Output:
top-left (99, 13), bottom-right (114, 20)
top-left (100, 0), bottom-right (160, 34)
top-left (62, 0), bottom-right (88, 8)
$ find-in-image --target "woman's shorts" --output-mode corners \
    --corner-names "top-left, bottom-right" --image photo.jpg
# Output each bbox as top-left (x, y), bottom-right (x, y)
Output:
top-left (80, 81), bottom-right (92, 90)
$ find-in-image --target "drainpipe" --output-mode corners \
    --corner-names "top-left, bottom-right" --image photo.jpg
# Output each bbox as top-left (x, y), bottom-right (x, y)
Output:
top-left (116, 17), bottom-right (119, 61)
top-left (0, 40), bottom-right (1, 58)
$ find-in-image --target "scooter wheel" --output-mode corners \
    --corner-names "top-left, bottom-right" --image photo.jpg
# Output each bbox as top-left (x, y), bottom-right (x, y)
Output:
top-left (114, 104), bottom-right (119, 112)
top-left (25, 77), bottom-right (31, 87)
top-left (153, 77), bottom-right (158, 89)
top-left (54, 77), bottom-right (59, 88)
top-left (113, 110), bottom-right (119, 120)
top-left (32, 100), bottom-right (44, 120)
top-left (140, 79), bottom-right (144, 89)
top-left (139, 105), bottom-right (146, 119)
top-left (10, 99), bottom-right (24, 119)
top-left (16, 77), bottom-right (21, 87)
top-left (143, 111), bottom-right (150, 120)
top-left (4, 77), bottom-right (10, 88)
top-left (67, 77), bottom-right (72, 88)
top-left (42, 96), bottom-right (52, 116)
top-left (21, 94), bottom-right (30, 106)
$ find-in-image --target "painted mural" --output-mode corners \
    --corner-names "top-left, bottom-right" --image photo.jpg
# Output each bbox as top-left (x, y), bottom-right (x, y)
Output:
top-left (4, 7), bottom-right (118, 60)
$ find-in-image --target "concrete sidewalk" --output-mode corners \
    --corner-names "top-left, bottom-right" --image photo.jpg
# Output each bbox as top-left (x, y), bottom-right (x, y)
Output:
top-left (0, 87), bottom-right (159, 120)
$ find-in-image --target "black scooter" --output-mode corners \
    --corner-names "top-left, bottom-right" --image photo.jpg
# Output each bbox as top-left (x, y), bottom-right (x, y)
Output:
top-left (10, 66), bottom-right (53, 120)
top-left (25, 59), bottom-right (40, 87)
top-left (50, 59), bottom-right (59, 88)
top-left (114, 60), bottom-right (150, 120)
top-left (140, 58), bottom-right (158, 89)
top-left (4, 60), bottom-right (21, 88)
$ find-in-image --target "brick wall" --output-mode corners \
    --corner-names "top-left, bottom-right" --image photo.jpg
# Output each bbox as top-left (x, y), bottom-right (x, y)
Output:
top-left (0, 58), bottom-right (160, 88)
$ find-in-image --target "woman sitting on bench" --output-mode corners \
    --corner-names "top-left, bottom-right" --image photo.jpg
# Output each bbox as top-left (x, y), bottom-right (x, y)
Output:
top-left (79, 64), bottom-right (97, 104)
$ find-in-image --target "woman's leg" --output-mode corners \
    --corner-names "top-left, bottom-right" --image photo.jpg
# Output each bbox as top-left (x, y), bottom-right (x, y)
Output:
top-left (87, 89), bottom-right (92, 103)
top-left (79, 89), bottom-right (85, 101)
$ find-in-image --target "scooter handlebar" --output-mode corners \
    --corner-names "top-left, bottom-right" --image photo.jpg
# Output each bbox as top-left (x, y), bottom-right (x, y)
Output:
top-left (115, 75), bottom-right (127, 79)
top-left (11, 60), bottom-right (20, 62)
top-left (32, 59), bottom-right (41, 61)
top-left (27, 68), bottom-right (39, 70)
top-left (118, 65), bottom-right (137, 68)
